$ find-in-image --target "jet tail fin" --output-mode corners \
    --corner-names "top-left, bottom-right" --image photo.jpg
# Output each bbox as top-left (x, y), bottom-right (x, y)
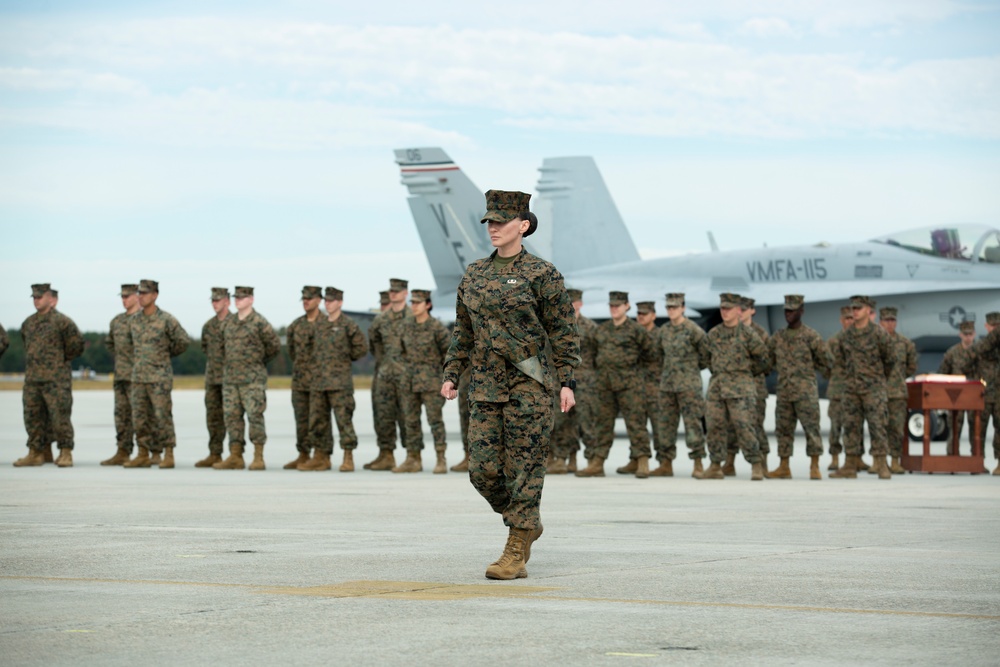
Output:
top-left (532, 156), bottom-right (641, 273)
top-left (394, 148), bottom-right (490, 297)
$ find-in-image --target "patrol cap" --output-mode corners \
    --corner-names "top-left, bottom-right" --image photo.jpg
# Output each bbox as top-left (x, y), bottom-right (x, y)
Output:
top-left (138, 279), bottom-right (159, 294)
top-left (986, 312), bottom-right (1000, 325)
top-left (850, 295), bottom-right (875, 309)
top-left (784, 294), bottom-right (804, 310)
top-left (567, 288), bottom-right (583, 302)
top-left (379, 290), bottom-right (390, 306)
top-left (234, 286), bottom-right (254, 298)
top-left (50, 289), bottom-right (59, 298)
top-left (211, 287), bottom-right (230, 301)
top-left (120, 284), bottom-right (139, 297)
top-left (740, 296), bottom-right (756, 310)
top-left (840, 305), bottom-right (853, 316)
top-left (481, 189), bottom-right (531, 225)
top-left (665, 293), bottom-right (685, 307)
top-left (301, 285), bottom-right (322, 300)
top-left (31, 283), bottom-right (52, 298)
top-left (720, 293), bottom-right (742, 309)
top-left (879, 307), bottom-right (898, 321)
top-left (410, 289), bottom-right (431, 303)
top-left (609, 291), bottom-right (629, 306)
top-left (958, 321), bottom-right (975, 334)
top-left (636, 301), bottom-right (655, 314)
top-left (389, 278), bottom-right (408, 292)
top-left (324, 286), bottom-right (344, 301)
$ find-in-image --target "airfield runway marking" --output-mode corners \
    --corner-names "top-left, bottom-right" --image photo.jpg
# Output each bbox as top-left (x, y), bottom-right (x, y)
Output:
top-left (4, 576), bottom-right (999, 620)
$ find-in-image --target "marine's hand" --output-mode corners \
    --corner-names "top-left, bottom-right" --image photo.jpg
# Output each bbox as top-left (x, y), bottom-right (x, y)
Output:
top-left (441, 381), bottom-right (457, 400)
top-left (559, 387), bottom-right (575, 413)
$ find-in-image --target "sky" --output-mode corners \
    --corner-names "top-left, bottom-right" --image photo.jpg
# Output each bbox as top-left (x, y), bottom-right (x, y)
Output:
top-left (1, 0), bottom-right (998, 333)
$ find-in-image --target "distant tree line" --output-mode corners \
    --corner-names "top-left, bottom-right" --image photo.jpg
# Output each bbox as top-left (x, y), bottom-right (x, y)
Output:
top-left (0, 329), bottom-right (375, 377)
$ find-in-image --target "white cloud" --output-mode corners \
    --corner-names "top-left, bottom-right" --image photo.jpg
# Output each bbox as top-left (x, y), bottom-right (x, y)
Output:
top-left (738, 17), bottom-right (798, 38)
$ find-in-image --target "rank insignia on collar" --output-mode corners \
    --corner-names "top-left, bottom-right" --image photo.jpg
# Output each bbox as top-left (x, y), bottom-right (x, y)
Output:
top-left (506, 279), bottom-right (517, 284)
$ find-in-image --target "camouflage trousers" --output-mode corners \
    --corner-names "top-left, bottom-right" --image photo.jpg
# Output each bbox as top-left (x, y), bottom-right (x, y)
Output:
top-left (205, 383), bottom-right (226, 455)
top-left (657, 389), bottom-right (706, 461)
top-left (468, 380), bottom-right (552, 531)
top-left (113, 380), bottom-right (135, 453)
top-left (402, 389), bottom-right (447, 452)
top-left (224, 382), bottom-right (267, 447)
top-left (775, 395), bottom-right (823, 457)
top-left (23, 381), bottom-right (74, 450)
top-left (707, 395), bottom-right (760, 464)
top-left (373, 370), bottom-right (407, 451)
top-left (887, 397), bottom-right (907, 458)
top-left (642, 379), bottom-right (662, 461)
top-left (311, 390), bottom-right (358, 453)
top-left (827, 397), bottom-right (844, 455)
top-left (458, 370), bottom-right (471, 454)
top-left (131, 381), bottom-right (176, 454)
top-left (291, 389), bottom-right (314, 454)
top-left (980, 399), bottom-right (999, 458)
top-left (728, 382), bottom-right (769, 455)
top-left (842, 391), bottom-right (888, 457)
top-left (591, 383), bottom-right (651, 460)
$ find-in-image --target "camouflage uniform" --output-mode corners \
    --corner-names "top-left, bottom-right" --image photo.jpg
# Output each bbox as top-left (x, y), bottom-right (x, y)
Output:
top-left (457, 368), bottom-right (472, 457)
top-left (700, 316), bottom-right (769, 465)
top-left (834, 315), bottom-right (895, 459)
top-left (969, 322), bottom-right (1000, 459)
top-left (443, 246), bottom-right (579, 532)
top-left (21, 298), bottom-right (84, 452)
top-left (128, 302), bottom-right (190, 454)
top-left (552, 311), bottom-right (596, 461)
top-left (369, 303), bottom-right (412, 453)
top-left (656, 316), bottom-right (707, 460)
top-left (401, 312), bottom-right (451, 453)
top-left (637, 307), bottom-right (664, 462)
top-left (768, 323), bottom-right (833, 458)
top-left (288, 302), bottom-right (322, 455)
top-left (740, 319), bottom-right (772, 456)
top-left (826, 330), bottom-right (847, 457)
top-left (0, 323), bottom-right (8, 358)
top-left (587, 313), bottom-right (655, 461)
top-left (106, 308), bottom-right (137, 454)
top-left (937, 339), bottom-right (977, 445)
top-left (311, 311), bottom-right (368, 453)
top-left (201, 304), bottom-right (231, 456)
top-left (222, 306), bottom-right (281, 450)
top-left (883, 324), bottom-right (918, 459)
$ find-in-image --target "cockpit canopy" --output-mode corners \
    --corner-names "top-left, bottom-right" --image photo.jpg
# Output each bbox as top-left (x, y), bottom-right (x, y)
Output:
top-left (872, 225), bottom-right (1000, 263)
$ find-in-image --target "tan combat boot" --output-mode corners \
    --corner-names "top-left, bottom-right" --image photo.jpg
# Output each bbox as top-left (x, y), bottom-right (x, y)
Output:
top-left (160, 447), bottom-right (175, 469)
top-left (828, 453), bottom-right (840, 471)
top-left (300, 450), bottom-right (331, 471)
top-left (101, 448), bottom-right (130, 466)
top-left (248, 444), bottom-right (266, 471)
top-left (44, 443), bottom-right (54, 463)
top-left (123, 447), bottom-right (152, 468)
top-left (769, 456), bottom-right (792, 479)
top-left (829, 455), bottom-right (858, 478)
top-left (650, 459), bottom-right (673, 477)
top-left (340, 450), bottom-right (355, 473)
top-left (993, 462), bottom-right (1000, 476)
top-left (433, 451), bottom-right (447, 474)
top-left (195, 452), bottom-right (222, 468)
top-left (574, 455), bottom-right (606, 477)
top-left (523, 523), bottom-right (543, 563)
top-left (546, 457), bottom-right (569, 474)
top-left (871, 455), bottom-right (891, 479)
top-left (760, 452), bottom-right (769, 478)
top-left (567, 452), bottom-right (578, 473)
top-left (616, 458), bottom-right (638, 475)
top-left (857, 456), bottom-right (871, 472)
top-left (635, 456), bottom-right (650, 479)
top-left (450, 453), bottom-right (470, 472)
top-left (889, 456), bottom-right (905, 474)
top-left (750, 461), bottom-right (763, 480)
top-left (213, 444), bottom-right (245, 470)
top-left (13, 448), bottom-right (45, 467)
top-left (150, 451), bottom-right (162, 466)
top-left (721, 451), bottom-right (737, 476)
top-left (367, 450), bottom-right (396, 471)
top-left (691, 458), bottom-right (704, 478)
top-left (809, 455), bottom-right (821, 480)
top-left (284, 450), bottom-right (310, 470)
top-left (699, 461), bottom-right (725, 479)
top-left (485, 529), bottom-right (529, 580)
top-left (392, 451), bottom-right (422, 473)
top-left (55, 448), bottom-right (73, 467)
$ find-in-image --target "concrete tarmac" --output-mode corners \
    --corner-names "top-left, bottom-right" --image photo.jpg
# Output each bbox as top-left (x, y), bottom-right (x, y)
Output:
top-left (1, 389), bottom-right (998, 666)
